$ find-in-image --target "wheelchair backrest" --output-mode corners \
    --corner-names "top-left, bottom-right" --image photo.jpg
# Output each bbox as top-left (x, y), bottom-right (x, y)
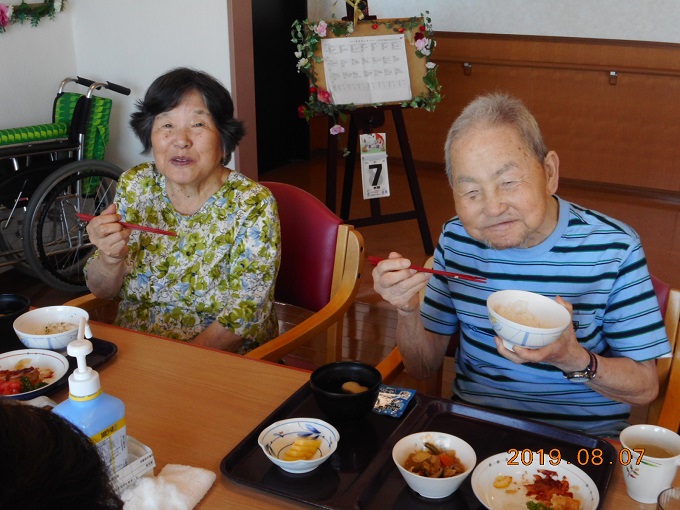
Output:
top-left (53, 92), bottom-right (113, 160)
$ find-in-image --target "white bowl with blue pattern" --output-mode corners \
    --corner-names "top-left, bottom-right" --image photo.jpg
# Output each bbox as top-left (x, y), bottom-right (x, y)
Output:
top-left (13, 306), bottom-right (92, 351)
top-left (487, 290), bottom-right (571, 351)
top-left (257, 418), bottom-right (340, 474)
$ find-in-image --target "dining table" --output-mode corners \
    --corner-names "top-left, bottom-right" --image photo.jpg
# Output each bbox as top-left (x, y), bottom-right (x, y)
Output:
top-left (48, 320), bottom-right (678, 509)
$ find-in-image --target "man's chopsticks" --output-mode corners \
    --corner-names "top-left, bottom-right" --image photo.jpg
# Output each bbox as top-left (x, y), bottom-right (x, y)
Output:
top-left (76, 213), bottom-right (177, 237)
top-left (368, 256), bottom-right (486, 283)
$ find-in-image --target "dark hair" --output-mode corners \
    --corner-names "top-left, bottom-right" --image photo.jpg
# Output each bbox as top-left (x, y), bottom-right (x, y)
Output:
top-left (444, 92), bottom-right (548, 187)
top-left (130, 67), bottom-right (246, 166)
top-left (0, 400), bottom-right (123, 509)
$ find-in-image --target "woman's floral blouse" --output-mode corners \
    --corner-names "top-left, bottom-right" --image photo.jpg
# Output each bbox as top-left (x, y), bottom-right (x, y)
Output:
top-left (86, 162), bottom-right (280, 353)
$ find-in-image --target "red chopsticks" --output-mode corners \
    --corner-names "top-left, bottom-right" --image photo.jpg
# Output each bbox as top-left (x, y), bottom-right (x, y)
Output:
top-left (76, 213), bottom-right (177, 237)
top-left (367, 256), bottom-right (486, 283)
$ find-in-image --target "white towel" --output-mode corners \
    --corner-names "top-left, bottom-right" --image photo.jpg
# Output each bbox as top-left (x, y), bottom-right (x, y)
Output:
top-left (121, 464), bottom-right (216, 510)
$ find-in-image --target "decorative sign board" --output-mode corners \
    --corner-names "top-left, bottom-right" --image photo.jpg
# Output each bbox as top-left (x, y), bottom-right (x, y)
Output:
top-left (293, 14), bottom-right (441, 123)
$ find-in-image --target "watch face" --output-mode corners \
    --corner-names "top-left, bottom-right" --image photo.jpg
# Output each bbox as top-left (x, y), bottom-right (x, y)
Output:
top-left (567, 373), bottom-right (592, 382)
top-left (563, 351), bottom-right (597, 382)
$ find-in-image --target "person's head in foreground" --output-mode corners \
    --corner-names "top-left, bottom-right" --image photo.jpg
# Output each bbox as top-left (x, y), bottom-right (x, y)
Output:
top-left (0, 400), bottom-right (123, 509)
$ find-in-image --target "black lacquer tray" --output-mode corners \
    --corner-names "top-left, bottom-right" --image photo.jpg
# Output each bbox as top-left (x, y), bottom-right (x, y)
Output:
top-left (221, 383), bottom-right (616, 509)
top-left (1, 335), bottom-right (118, 400)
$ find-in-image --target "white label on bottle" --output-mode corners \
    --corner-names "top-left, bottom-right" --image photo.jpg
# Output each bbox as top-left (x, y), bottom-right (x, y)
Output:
top-left (91, 417), bottom-right (128, 476)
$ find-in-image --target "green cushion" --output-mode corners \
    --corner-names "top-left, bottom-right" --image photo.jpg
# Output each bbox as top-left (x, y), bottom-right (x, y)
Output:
top-left (84, 96), bottom-right (112, 160)
top-left (0, 123), bottom-right (69, 146)
top-left (0, 92), bottom-right (112, 160)
top-left (53, 92), bottom-right (82, 125)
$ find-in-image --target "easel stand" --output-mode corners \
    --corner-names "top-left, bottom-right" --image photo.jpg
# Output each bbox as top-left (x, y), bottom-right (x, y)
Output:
top-left (325, 105), bottom-right (434, 254)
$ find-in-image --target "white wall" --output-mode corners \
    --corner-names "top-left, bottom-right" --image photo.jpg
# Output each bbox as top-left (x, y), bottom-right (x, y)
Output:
top-left (1, 0), bottom-right (232, 172)
top-left (309, 0), bottom-right (680, 44)
top-left (0, 12), bottom-right (77, 128)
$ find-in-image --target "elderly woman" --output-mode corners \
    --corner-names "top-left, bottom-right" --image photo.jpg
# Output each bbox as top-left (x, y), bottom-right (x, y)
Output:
top-left (85, 68), bottom-right (280, 353)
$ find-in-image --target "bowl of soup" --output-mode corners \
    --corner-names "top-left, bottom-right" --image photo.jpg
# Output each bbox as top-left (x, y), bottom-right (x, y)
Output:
top-left (310, 361), bottom-right (382, 422)
top-left (487, 290), bottom-right (571, 351)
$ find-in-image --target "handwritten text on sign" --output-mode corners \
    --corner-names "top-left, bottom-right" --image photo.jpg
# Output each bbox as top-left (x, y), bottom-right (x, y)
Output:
top-left (321, 35), bottom-right (412, 106)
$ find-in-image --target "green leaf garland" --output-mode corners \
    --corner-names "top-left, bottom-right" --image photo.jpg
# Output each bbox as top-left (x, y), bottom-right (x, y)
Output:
top-left (0, 1), bottom-right (66, 34)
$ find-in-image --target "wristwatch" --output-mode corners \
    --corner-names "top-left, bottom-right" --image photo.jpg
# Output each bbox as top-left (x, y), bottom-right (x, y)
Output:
top-left (562, 350), bottom-right (598, 382)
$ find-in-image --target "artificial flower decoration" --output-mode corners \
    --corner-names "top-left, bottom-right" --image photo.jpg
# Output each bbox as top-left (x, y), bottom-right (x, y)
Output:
top-left (314, 20), bottom-right (327, 37)
top-left (317, 88), bottom-right (332, 104)
top-left (0, 4), bottom-right (13, 29)
top-left (329, 124), bottom-right (345, 136)
top-left (0, 0), bottom-right (66, 34)
top-left (292, 11), bottom-right (442, 135)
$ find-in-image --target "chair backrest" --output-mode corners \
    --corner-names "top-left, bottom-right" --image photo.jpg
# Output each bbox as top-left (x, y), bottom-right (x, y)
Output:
top-left (247, 182), bottom-right (364, 364)
top-left (262, 181), bottom-right (342, 312)
top-left (648, 276), bottom-right (680, 431)
top-left (652, 275), bottom-right (670, 317)
top-left (53, 92), bottom-right (112, 160)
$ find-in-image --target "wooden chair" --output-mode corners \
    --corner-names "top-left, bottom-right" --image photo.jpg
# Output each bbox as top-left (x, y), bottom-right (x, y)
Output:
top-left (377, 268), bottom-right (680, 433)
top-left (647, 278), bottom-right (680, 432)
top-left (66, 182), bottom-right (365, 365)
top-left (245, 181), bottom-right (364, 364)
top-left (63, 293), bottom-right (120, 324)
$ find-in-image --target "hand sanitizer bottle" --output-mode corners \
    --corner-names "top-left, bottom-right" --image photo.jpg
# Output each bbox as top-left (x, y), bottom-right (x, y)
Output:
top-left (54, 338), bottom-right (128, 477)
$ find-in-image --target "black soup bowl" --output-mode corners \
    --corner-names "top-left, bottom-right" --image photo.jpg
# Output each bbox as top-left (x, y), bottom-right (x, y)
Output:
top-left (310, 361), bottom-right (382, 422)
top-left (0, 294), bottom-right (30, 351)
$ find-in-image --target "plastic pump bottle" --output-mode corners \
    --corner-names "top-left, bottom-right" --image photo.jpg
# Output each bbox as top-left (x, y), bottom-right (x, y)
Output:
top-left (54, 338), bottom-right (128, 476)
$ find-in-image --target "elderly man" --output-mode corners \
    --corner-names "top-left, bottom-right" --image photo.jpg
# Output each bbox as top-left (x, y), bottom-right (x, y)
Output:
top-left (373, 93), bottom-right (670, 436)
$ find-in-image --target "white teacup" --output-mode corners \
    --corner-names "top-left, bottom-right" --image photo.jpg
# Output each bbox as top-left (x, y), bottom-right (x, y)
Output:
top-left (620, 424), bottom-right (680, 504)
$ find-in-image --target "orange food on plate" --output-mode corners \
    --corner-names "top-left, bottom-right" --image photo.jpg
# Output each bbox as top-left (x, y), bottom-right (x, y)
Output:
top-left (525, 469), bottom-right (580, 509)
top-left (0, 366), bottom-right (54, 395)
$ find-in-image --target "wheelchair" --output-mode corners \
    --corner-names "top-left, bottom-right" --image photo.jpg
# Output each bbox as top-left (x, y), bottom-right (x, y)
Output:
top-left (0, 76), bottom-right (130, 292)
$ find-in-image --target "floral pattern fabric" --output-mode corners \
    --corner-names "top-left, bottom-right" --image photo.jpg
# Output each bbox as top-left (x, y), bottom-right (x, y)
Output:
top-left (87, 162), bottom-right (280, 353)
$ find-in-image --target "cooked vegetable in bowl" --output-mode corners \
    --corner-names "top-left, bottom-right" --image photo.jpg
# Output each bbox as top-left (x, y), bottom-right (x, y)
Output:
top-left (392, 431), bottom-right (476, 499)
top-left (403, 441), bottom-right (466, 478)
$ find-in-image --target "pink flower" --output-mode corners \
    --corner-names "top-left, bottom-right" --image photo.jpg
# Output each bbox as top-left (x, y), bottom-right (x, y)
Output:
top-left (0, 4), bottom-right (12, 29)
top-left (297, 105), bottom-right (307, 119)
top-left (314, 20), bottom-right (327, 37)
top-left (415, 37), bottom-right (431, 56)
top-left (317, 88), bottom-right (331, 104)
top-left (330, 124), bottom-right (345, 136)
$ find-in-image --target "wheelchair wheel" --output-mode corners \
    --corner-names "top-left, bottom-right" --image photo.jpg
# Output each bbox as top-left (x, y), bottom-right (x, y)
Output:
top-left (0, 163), bottom-right (66, 271)
top-left (22, 160), bottom-right (123, 292)
top-left (0, 207), bottom-right (28, 267)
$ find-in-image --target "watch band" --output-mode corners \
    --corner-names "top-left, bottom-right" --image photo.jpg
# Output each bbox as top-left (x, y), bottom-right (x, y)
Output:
top-left (562, 350), bottom-right (598, 382)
